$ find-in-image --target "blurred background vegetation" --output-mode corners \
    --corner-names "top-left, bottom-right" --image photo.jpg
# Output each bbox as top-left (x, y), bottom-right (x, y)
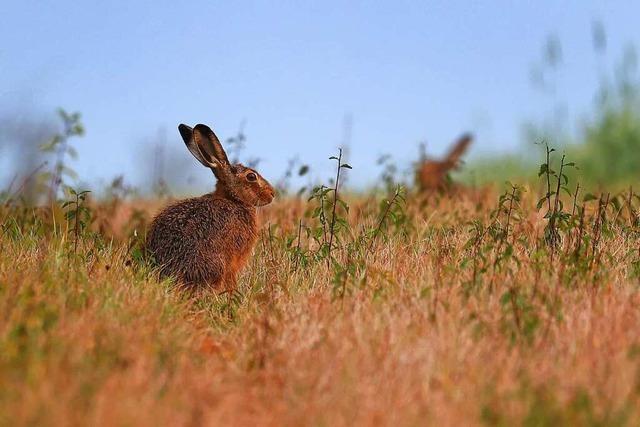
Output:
top-left (1, 20), bottom-right (639, 201)
top-left (462, 22), bottom-right (640, 190)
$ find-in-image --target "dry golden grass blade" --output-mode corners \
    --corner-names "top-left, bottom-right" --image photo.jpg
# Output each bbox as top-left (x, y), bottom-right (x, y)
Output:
top-left (1, 188), bottom-right (639, 426)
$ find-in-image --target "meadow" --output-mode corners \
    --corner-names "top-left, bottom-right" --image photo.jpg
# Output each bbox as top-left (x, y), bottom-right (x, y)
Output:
top-left (2, 144), bottom-right (640, 426)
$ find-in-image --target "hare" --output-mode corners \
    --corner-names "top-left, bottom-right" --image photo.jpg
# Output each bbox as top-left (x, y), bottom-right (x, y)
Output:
top-left (416, 133), bottom-right (473, 192)
top-left (146, 123), bottom-right (275, 290)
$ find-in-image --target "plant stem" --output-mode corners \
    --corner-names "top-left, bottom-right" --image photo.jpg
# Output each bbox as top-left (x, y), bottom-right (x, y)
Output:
top-left (572, 182), bottom-right (580, 217)
top-left (50, 119), bottom-right (72, 202)
top-left (293, 219), bottom-right (302, 271)
top-left (74, 193), bottom-right (80, 256)
top-left (548, 154), bottom-right (566, 253)
top-left (504, 186), bottom-right (517, 243)
top-left (545, 143), bottom-right (552, 213)
top-left (4, 162), bottom-right (48, 207)
top-left (327, 148), bottom-right (343, 264)
top-left (367, 187), bottom-right (401, 256)
top-left (320, 186), bottom-right (327, 246)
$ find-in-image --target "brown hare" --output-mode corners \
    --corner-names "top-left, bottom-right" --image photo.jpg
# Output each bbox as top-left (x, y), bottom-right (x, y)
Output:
top-left (416, 133), bottom-right (473, 192)
top-left (146, 123), bottom-right (275, 290)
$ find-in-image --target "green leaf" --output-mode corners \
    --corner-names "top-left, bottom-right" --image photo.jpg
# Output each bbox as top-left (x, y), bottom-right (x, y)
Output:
top-left (536, 197), bottom-right (548, 210)
top-left (583, 193), bottom-right (598, 202)
top-left (72, 124), bottom-right (85, 136)
top-left (500, 290), bottom-right (512, 306)
top-left (341, 164), bottom-right (353, 169)
top-left (504, 244), bottom-right (513, 258)
top-left (39, 138), bottom-right (60, 152)
top-left (61, 166), bottom-right (78, 180)
top-left (538, 163), bottom-right (548, 177)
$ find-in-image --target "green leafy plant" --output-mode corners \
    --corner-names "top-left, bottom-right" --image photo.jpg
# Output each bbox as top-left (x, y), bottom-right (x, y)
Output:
top-left (367, 185), bottom-right (407, 255)
top-left (305, 149), bottom-right (351, 264)
top-left (327, 148), bottom-right (351, 264)
top-left (39, 108), bottom-right (85, 202)
top-left (536, 143), bottom-right (577, 252)
top-left (62, 188), bottom-right (92, 256)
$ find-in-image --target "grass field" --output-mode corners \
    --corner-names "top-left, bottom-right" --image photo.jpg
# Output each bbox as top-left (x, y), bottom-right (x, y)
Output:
top-left (2, 178), bottom-right (640, 426)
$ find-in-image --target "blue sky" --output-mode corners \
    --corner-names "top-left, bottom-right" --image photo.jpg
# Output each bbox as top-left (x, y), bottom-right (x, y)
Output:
top-left (1, 1), bottom-right (638, 191)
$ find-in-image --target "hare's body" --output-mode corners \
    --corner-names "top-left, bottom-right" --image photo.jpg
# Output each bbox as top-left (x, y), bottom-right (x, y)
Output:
top-left (416, 133), bottom-right (472, 192)
top-left (147, 192), bottom-right (257, 288)
top-left (146, 123), bottom-right (274, 290)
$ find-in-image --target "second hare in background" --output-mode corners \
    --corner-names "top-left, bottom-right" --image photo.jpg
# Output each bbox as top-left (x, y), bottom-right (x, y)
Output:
top-left (146, 123), bottom-right (275, 290)
top-left (416, 133), bottom-right (473, 192)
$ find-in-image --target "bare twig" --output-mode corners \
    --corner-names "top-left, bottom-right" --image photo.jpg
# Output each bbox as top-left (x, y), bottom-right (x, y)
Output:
top-left (4, 161), bottom-right (48, 206)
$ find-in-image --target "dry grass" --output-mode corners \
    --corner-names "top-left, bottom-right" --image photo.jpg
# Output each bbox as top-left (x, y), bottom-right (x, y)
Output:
top-left (1, 187), bottom-right (640, 426)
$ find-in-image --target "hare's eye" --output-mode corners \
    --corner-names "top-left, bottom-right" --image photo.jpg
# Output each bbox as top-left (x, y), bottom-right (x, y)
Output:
top-left (247, 172), bottom-right (257, 182)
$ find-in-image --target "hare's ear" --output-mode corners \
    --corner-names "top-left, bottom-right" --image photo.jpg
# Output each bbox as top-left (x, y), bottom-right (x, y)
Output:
top-left (193, 124), bottom-right (230, 167)
top-left (178, 123), bottom-right (214, 168)
top-left (444, 133), bottom-right (473, 166)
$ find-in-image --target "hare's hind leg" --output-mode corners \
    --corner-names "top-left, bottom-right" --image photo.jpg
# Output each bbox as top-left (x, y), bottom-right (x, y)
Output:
top-left (182, 253), bottom-right (225, 289)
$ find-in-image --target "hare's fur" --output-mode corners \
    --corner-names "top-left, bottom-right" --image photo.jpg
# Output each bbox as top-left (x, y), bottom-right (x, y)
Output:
top-left (416, 133), bottom-right (472, 192)
top-left (146, 124), bottom-right (274, 289)
top-left (147, 192), bottom-right (257, 288)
